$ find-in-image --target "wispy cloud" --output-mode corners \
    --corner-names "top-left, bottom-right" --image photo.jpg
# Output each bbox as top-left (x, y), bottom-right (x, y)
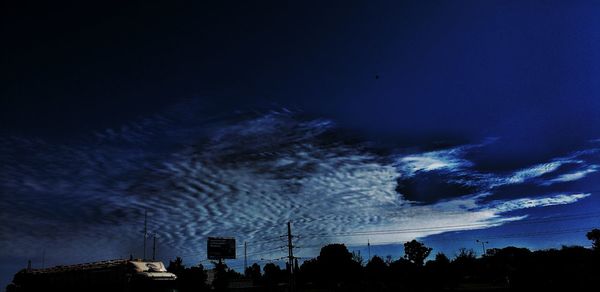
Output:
top-left (503, 162), bottom-right (564, 184)
top-left (485, 193), bottom-right (591, 213)
top-left (396, 151), bottom-right (472, 176)
top-left (393, 141), bottom-right (491, 176)
top-left (542, 165), bottom-right (599, 185)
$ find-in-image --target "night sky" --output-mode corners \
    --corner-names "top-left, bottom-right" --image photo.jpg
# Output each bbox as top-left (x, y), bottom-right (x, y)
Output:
top-left (2, 0), bottom-right (600, 288)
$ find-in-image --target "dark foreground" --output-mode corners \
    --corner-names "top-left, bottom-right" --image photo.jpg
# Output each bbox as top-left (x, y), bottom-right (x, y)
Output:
top-left (8, 233), bottom-right (600, 292)
top-left (168, 240), bottom-right (600, 292)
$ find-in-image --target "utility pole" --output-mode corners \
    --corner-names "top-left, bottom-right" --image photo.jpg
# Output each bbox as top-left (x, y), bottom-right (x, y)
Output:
top-left (143, 210), bottom-right (147, 260)
top-left (287, 221), bottom-right (295, 292)
top-left (476, 240), bottom-right (489, 256)
top-left (244, 241), bottom-right (247, 272)
top-left (152, 233), bottom-right (157, 261)
top-left (368, 239), bottom-right (371, 261)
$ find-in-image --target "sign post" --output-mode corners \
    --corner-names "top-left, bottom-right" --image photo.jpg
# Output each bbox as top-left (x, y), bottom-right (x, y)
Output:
top-left (207, 237), bottom-right (236, 260)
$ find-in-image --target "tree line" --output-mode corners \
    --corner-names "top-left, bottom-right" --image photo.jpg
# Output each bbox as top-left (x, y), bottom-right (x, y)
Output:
top-left (167, 228), bottom-right (600, 291)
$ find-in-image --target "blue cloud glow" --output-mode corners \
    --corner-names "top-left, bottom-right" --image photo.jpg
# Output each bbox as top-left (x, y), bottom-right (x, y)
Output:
top-left (0, 106), bottom-right (597, 270)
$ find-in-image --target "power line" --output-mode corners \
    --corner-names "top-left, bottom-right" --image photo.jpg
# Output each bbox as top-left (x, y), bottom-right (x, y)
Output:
top-left (287, 221), bottom-right (296, 292)
top-left (275, 226), bottom-right (598, 251)
top-left (294, 212), bottom-right (600, 239)
top-left (159, 225), bottom-right (598, 273)
top-left (165, 212), bottom-right (599, 259)
top-left (148, 211), bottom-right (599, 266)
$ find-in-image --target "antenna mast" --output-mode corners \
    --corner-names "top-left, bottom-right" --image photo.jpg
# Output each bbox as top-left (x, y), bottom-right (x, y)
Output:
top-left (143, 210), bottom-right (147, 260)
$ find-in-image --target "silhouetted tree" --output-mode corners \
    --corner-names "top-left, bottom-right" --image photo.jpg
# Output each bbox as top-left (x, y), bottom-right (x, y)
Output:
top-left (263, 262), bottom-right (284, 288)
top-left (10, 232), bottom-right (600, 292)
top-left (433, 252), bottom-right (450, 265)
top-left (480, 246), bottom-right (530, 288)
top-left (365, 256), bottom-right (387, 281)
top-left (184, 265), bottom-right (209, 291)
top-left (388, 257), bottom-right (419, 291)
top-left (244, 263), bottom-right (261, 284)
top-left (452, 248), bottom-right (477, 282)
top-left (586, 228), bottom-right (600, 250)
top-left (484, 247), bottom-right (501, 257)
top-left (212, 261), bottom-right (229, 292)
top-left (425, 252), bottom-right (452, 289)
top-left (512, 246), bottom-right (596, 290)
top-left (167, 257), bottom-right (209, 292)
top-left (167, 257), bottom-right (185, 275)
top-left (351, 250), bottom-right (364, 266)
top-left (5, 283), bottom-right (17, 292)
top-left (455, 248), bottom-right (476, 260)
top-left (403, 240), bottom-right (432, 266)
top-left (298, 258), bottom-right (319, 287)
top-left (364, 256), bottom-right (388, 291)
top-left (425, 252), bottom-right (450, 273)
top-left (315, 244), bottom-right (363, 289)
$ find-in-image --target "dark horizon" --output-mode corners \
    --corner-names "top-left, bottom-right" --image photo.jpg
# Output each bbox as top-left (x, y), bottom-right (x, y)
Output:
top-left (2, 0), bottom-right (600, 290)
top-left (8, 235), bottom-right (600, 291)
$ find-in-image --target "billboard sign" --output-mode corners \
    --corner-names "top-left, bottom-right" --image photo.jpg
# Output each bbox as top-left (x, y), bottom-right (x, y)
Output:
top-left (207, 237), bottom-right (236, 260)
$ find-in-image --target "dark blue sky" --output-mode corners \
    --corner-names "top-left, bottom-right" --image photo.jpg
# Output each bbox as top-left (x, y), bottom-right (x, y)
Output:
top-left (4, 1), bottom-right (600, 145)
top-left (2, 0), bottom-right (600, 288)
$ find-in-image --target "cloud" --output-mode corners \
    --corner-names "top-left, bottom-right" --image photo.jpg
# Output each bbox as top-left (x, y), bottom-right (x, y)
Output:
top-left (542, 165), bottom-right (599, 185)
top-left (502, 162), bottom-right (564, 184)
top-left (396, 152), bottom-right (471, 176)
top-left (0, 108), bottom-right (596, 268)
top-left (485, 193), bottom-right (591, 213)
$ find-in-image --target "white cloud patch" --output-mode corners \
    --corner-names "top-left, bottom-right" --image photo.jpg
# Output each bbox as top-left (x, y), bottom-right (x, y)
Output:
top-left (503, 162), bottom-right (564, 184)
top-left (485, 193), bottom-right (591, 213)
top-left (543, 165), bottom-right (599, 185)
top-left (480, 159), bottom-right (584, 188)
top-left (393, 139), bottom-right (589, 190)
top-left (395, 148), bottom-right (473, 176)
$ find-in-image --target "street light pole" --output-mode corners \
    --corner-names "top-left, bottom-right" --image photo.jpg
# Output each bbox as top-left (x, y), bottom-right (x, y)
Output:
top-left (476, 240), bottom-right (489, 256)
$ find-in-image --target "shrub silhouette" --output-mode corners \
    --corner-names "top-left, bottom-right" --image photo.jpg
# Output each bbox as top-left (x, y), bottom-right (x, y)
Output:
top-left (16, 230), bottom-right (599, 292)
top-left (587, 228), bottom-right (600, 250)
top-left (403, 240), bottom-right (432, 266)
top-left (166, 257), bottom-right (209, 292)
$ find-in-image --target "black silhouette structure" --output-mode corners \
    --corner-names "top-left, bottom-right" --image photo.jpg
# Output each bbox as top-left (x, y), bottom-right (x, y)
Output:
top-left (8, 229), bottom-right (600, 292)
top-left (587, 228), bottom-right (600, 250)
top-left (6, 259), bottom-right (176, 292)
top-left (403, 239), bottom-right (432, 266)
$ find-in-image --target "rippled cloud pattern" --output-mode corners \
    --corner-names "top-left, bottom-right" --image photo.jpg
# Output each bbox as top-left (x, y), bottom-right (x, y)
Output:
top-left (1, 104), bottom-right (597, 267)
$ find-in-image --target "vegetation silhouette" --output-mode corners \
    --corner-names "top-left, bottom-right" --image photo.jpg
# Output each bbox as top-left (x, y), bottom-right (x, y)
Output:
top-left (587, 228), bottom-right (600, 250)
top-left (166, 257), bottom-right (210, 291)
top-left (10, 229), bottom-right (598, 292)
top-left (403, 239), bottom-right (432, 266)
